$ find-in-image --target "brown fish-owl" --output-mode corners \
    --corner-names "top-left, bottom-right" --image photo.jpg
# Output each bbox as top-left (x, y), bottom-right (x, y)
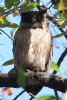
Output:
top-left (13, 11), bottom-right (53, 72)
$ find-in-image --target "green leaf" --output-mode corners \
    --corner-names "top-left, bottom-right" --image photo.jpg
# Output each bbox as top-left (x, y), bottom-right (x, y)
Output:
top-left (37, 96), bottom-right (56, 100)
top-left (8, 68), bottom-right (16, 74)
top-left (5, 0), bottom-right (20, 9)
top-left (2, 59), bottom-right (14, 66)
top-left (17, 68), bottom-right (26, 87)
top-left (0, 7), bottom-right (5, 15)
top-left (22, 0), bottom-right (29, 5)
top-left (5, 0), bottom-right (14, 9)
top-left (56, 19), bottom-right (64, 23)
top-left (0, 17), bottom-right (19, 28)
top-left (20, 2), bottom-right (38, 13)
top-left (12, 0), bottom-right (20, 6)
top-left (0, 17), bottom-right (8, 24)
top-left (50, 61), bottom-right (60, 72)
top-left (7, 22), bottom-right (19, 28)
top-left (59, 22), bottom-right (67, 28)
top-left (58, 11), bottom-right (67, 22)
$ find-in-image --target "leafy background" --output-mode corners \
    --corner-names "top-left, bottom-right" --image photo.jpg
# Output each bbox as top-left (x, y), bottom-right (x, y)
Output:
top-left (0, 0), bottom-right (67, 100)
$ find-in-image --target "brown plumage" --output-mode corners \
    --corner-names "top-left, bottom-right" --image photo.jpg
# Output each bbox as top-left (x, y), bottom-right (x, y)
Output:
top-left (13, 11), bottom-right (53, 72)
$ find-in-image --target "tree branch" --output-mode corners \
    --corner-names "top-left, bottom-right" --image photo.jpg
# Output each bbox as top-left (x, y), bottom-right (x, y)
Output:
top-left (0, 71), bottom-right (66, 93)
top-left (53, 48), bottom-right (67, 74)
top-left (47, 14), bottom-right (67, 39)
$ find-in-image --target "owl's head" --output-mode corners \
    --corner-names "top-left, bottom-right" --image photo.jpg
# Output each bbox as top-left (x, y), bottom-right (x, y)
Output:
top-left (21, 10), bottom-right (47, 24)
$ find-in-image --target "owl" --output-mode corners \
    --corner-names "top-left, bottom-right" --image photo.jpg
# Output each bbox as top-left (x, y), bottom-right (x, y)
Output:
top-left (13, 11), bottom-right (53, 72)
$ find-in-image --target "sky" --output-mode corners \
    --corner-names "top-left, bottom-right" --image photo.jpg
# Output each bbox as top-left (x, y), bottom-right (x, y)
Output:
top-left (0, 0), bottom-right (67, 100)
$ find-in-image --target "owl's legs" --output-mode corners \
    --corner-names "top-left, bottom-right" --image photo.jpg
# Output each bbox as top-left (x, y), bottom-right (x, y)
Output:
top-left (34, 67), bottom-right (41, 72)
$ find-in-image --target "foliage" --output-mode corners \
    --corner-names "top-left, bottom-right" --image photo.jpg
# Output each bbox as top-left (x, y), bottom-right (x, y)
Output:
top-left (2, 59), bottom-right (60, 72)
top-left (51, 0), bottom-right (67, 38)
top-left (50, 61), bottom-right (59, 72)
top-left (0, 0), bottom-right (67, 100)
top-left (20, 2), bottom-right (38, 13)
top-left (2, 59), bottom-right (14, 66)
top-left (37, 96), bottom-right (57, 100)
top-left (0, 17), bottom-right (19, 28)
top-left (0, 0), bottom-right (38, 28)
top-left (17, 67), bottom-right (26, 87)
top-left (54, 0), bottom-right (67, 11)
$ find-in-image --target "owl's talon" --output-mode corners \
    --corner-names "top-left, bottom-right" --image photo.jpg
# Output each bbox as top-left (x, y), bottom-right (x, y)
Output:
top-left (34, 68), bottom-right (40, 72)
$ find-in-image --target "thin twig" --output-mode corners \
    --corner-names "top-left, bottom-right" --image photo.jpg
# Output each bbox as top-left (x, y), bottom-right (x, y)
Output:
top-left (54, 89), bottom-right (60, 100)
top-left (29, 93), bottom-right (36, 99)
top-left (29, 97), bottom-right (34, 100)
top-left (53, 48), bottom-right (67, 74)
top-left (47, 3), bottom-right (53, 10)
top-left (0, 29), bottom-right (14, 41)
top-left (13, 90), bottom-right (25, 100)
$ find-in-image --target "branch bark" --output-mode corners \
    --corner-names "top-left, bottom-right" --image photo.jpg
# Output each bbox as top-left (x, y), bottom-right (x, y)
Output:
top-left (0, 71), bottom-right (66, 93)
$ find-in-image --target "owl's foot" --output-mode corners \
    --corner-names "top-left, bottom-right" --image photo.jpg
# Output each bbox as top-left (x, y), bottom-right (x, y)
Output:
top-left (34, 68), bottom-right (40, 72)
